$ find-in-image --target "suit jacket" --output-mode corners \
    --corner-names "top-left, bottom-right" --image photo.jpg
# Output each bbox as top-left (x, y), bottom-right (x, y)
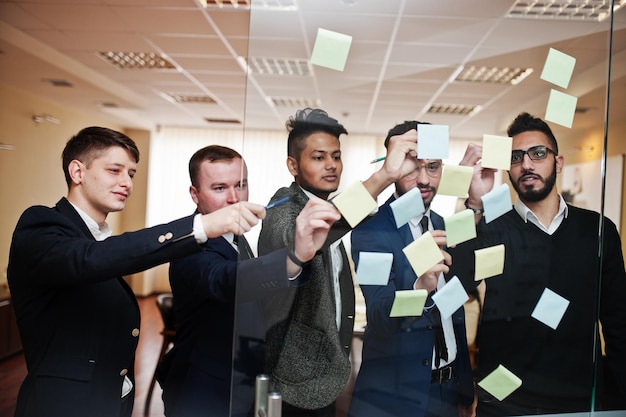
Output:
top-left (158, 229), bottom-right (306, 417)
top-left (7, 197), bottom-right (202, 417)
top-left (348, 196), bottom-right (474, 417)
top-left (257, 183), bottom-right (355, 410)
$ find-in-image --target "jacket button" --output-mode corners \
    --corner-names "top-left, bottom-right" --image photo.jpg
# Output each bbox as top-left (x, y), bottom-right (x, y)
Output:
top-left (422, 359), bottom-right (430, 366)
top-left (165, 232), bottom-right (173, 240)
top-left (131, 328), bottom-right (140, 337)
top-left (120, 369), bottom-right (128, 376)
top-left (158, 235), bottom-right (166, 243)
top-left (427, 323), bottom-right (433, 330)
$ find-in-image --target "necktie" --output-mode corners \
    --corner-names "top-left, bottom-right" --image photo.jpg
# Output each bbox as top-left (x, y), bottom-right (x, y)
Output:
top-left (233, 235), bottom-right (253, 260)
top-left (420, 215), bottom-right (448, 368)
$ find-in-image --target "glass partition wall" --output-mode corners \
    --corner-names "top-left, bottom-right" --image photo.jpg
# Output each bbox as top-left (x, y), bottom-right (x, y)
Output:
top-left (233, 1), bottom-right (626, 416)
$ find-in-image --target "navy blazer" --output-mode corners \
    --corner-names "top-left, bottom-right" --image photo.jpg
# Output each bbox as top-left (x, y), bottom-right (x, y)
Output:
top-left (158, 231), bottom-right (303, 417)
top-left (7, 197), bottom-right (202, 417)
top-left (348, 196), bottom-right (474, 417)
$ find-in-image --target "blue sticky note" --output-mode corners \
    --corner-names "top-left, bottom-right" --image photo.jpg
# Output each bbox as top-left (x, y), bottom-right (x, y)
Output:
top-left (541, 48), bottom-right (576, 89)
top-left (482, 183), bottom-right (513, 223)
top-left (545, 89), bottom-right (578, 128)
top-left (531, 288), bottom-right (570, 330)
top-left (432, 276), bottom-right (469, 319)
top-left (310, 28), bottom-right (352, 72)
top-left (417, 124), bottom-right (449, 159)
top-left (390, 187), bottom-right (425, 228)
top-left (355, 252), bottom-right (394, 286)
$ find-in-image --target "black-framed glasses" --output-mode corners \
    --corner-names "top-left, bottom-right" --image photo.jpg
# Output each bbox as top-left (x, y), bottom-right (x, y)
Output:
top-left (405, 161), bottom-right (443, 179)
top-left (511, 145), bottom-right (556, 165)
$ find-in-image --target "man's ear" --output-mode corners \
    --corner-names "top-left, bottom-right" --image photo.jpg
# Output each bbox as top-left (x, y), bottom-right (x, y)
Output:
top-left (287, 156), bottom-right (299, 177)
top-left (67, 160), bottom-right (84, 185)
top-left (556, 154), bottom-right (565, 174)
top-left (189, 185), bottom-right (200, 205)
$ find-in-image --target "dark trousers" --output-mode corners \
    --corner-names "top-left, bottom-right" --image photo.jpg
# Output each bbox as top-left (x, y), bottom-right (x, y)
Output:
top-left (281, 401), bottom-right (335, 417)
top-left (424, 377), bottom-right (460, 417)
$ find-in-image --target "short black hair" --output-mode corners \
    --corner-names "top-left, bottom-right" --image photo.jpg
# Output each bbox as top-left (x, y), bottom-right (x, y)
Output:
top-left (507, 112), bottom-right (558, 154)
top-left (62, 127), bottom-right (139, 187)
top-left (286, 108), bottom-right (348, 160)
top-left (384, 120), bottom-right (430, 148)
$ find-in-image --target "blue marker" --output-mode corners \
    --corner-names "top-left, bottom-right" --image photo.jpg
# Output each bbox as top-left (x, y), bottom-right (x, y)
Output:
top-left (265, 196), bottom-right (290, 209)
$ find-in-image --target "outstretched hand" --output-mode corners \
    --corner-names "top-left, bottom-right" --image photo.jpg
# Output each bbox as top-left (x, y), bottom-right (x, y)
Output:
top-left (414, 230), bottom-right (452, 293)
top-left (292, 197), bottom-right (342, 264)
top-left (200, 202), bottom-right (266, 238)
top-left (459, 143), bottom-right (495, 206)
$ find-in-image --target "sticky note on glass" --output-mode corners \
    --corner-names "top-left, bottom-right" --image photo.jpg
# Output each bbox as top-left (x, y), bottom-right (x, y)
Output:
top-left (531, 288), bottom-right (570, 330)
top-left (310, 28), bottom-right (352, 72)
top-left (402, 232), bottom-right (444, 277)
top-left (432, 276), bottom-right (469, 319)
top-left (482, 134), bottom-right (512, 171)
top-left (478, 365), bottom-right (522, 401)
top-left (331, 181), bottom-right (378, 228)
top-left (444, 209), bottom-right (476, 246)
top-left (437, 165), bottom-right (473, 197)
top-left (541, 48), bottom-right (576, 89)
top-left (356, 252), bottom-right (393, 286)
top-left (390, 289), bottom-right (428, 317)
top-left (482, 183), bottom-right (513, 223)
top-left (475, 244), bottom-right (505, 281)
top-left (417, 124), bottom-right (449, 159)
top-left (545, 89), bottom-right (578, 128)
top-left (390, 187), bottom-right (425, 228)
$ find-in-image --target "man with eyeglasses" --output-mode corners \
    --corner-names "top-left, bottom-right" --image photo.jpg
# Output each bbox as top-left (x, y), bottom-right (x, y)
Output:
top-left (454, 112), bottom-right (626, 415)
top-left (347, 120), bottom-right (494, 417)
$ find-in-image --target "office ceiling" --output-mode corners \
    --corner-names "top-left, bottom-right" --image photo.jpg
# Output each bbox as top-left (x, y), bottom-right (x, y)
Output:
top-left (0, 0), bottom-right (625, 143)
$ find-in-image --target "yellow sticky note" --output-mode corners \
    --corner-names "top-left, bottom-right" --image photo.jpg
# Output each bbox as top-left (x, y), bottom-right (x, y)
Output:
top-left (310, 28), bottom-right (352, 72)
top-left (444, 209), bottom-right (476, 246)
top-left (331, 181), bottom-right (377, 228)
top-left (482, 134), bottom-right (512, 171)
top-left (478, 365), bottom-right (522, 401)
top-left (545, 89), bottom-right (578, 128)
top-left (475, 244), bottom-right (505, 281)
top-left (540, 48), bottom-right (576, 89)
top-left (437, 165), bottom-right (473, 197)
top-left (389, 289), bottom-right (428, 317)
top-left (402, 231), bottom-right (444, 277)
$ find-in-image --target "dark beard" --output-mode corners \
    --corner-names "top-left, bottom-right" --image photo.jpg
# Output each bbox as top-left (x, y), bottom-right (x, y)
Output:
top-left (509, 161), bottom-right (557, 203)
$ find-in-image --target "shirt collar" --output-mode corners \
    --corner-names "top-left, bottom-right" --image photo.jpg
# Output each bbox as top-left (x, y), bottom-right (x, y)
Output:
top-left (68, 201), bottom-right (112, 241)
top-left (513, 194), bottom-right (569, 223)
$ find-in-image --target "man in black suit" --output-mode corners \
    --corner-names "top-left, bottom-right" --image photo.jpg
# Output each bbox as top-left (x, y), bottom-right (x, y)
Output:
top-left (6, 127), bottom-right (337, 417)
top-left (157, 145), bottom-right (341, 416)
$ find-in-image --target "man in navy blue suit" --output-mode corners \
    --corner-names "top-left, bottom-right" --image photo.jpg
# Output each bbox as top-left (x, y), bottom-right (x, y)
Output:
top-left (7, 127), bottom-right (277, 417)
top-left (348, 121), bottom-right (493, 417)
top-left (157, 145), bottom-right (341, 416)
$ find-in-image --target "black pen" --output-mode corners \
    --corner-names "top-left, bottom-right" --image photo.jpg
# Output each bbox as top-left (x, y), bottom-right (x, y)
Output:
top-left (265, 196), bottom-right (290, 209)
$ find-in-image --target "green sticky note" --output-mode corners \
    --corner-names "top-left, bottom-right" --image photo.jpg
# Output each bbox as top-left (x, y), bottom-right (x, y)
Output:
top-left (389, 289), bottom-right (428, 317)
top-left (444, 209), bottom-right (476, 246)
top-left (475, 244), bottom-right (505, 281)
top-left (478, 365), bottom-right (522, 401)
top-left (545, 89), bottom-right (578, 128)
top-left (310, 28), bottom-right (352, 72)
top-left (540, 48), bottom-right (576, 89)
top-left (437, 165), bottom-right (473, 197)
top-left (482, 134), bottom-right (512, 171)
top-left (402, 231), bottom-right (444, 277)
top-left (331, 181), bottom-right (377, 228)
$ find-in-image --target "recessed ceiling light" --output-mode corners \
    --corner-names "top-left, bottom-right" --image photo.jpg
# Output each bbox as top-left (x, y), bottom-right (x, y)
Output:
top-left (455, 66), bottom-right (533, 85)
top-left (97, 51), bottom-right (176, 70)
top-left (42, 78), bottom-right (74, 87)
top-left (204, 118), bottom-right (241, 124)
top-left (427, 104), bottom-right (479, 115)
top-left (271, 97), bottom-right (321, 108)
top-left (506, 0), bottom-right (625, 22)
top-left (247, 57), bottom-right (311, 76)
top-left (167, 94), bottom-right (217, 104)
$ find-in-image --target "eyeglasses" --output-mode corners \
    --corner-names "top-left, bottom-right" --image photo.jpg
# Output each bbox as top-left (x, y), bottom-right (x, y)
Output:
top-left (510, 145), bottom-right (556, 165)
top-left (405, 161), bottom-right (443, 179)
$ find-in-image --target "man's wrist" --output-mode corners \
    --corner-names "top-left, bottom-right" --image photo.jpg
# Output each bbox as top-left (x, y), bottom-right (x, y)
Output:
top-left (464, 198), bottom-right (484, 214)
top-left (287, 246), bottom-right (310, 267)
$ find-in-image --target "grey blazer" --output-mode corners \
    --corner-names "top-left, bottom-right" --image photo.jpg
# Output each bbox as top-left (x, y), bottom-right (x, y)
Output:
top-left (257, 182), bottom-right (355, 410)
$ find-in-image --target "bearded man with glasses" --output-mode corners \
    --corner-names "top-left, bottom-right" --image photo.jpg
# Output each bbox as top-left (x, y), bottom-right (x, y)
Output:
top-left (452, 112), bottom-right (626, 415)
top-left (347, 120), bottom-right (494, 417)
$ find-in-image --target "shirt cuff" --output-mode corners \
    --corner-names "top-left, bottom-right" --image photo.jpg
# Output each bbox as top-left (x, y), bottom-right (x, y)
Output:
top-left (193, 213), bottom-right (208, 244)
